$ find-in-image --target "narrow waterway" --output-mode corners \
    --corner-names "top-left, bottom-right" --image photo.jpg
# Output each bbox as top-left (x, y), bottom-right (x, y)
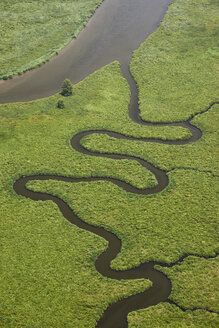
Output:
top-left (2, 0), bottom-right (218, 327)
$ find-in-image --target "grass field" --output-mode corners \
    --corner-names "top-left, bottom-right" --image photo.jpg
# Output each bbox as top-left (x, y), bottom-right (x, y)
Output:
top-left (0, 63), bottom-right (155, 327)
top-left (157, 256), bottom-right (219, 312)
top-left (82, 102), bottom-right (219, 175)
top-left (0, 0), bottom-right (218, 326)
top-left (29, 169), bottom-right (218, 268)
top-left (0, 0), bottom-right (103, 79)
top-left (128, 303), bottom-right (219, 328)
top-left (130, 0), bottom-right (219, 122)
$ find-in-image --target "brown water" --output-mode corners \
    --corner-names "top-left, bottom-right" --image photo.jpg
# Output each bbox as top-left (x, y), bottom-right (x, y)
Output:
top-left (0, 0), bottom-right (172, 103)
top-left (4, 0), bottom-right (218, 326)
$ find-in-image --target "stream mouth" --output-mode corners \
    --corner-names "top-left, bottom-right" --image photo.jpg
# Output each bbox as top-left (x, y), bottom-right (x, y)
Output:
top-left (5, 0), bottom-right (218, 327)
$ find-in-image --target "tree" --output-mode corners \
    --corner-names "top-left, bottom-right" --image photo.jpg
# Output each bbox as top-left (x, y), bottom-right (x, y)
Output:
top-left (61, 78), bottom-right (72, 96)
top-left (57, 99), bottom-right (64, 109)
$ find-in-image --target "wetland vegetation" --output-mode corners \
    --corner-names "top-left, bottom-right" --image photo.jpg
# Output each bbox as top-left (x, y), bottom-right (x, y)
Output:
top-left (128, 303), bottom-right (218, 328)
top-left (130, 0), bottom-right (219, 122)
top-left (157, 256), bottom-right (219, 312)
top-left (0, 63), bottom-right (153, 328)
top-left (0, 0), bottom-right (218, 327)
top-left (0, 0), bottom-right (103, 79)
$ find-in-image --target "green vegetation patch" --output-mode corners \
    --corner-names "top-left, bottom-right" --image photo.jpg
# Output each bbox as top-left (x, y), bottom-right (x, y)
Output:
top-left (82, 103), bottom-right (219, 175)
top-left (1, 61), bottom-right (173, 327)
top-left (0, 62), bottom-right (190, 191)
top-left (128, 303), bottom-right (219, 328)
top-left (0, 0), bottom-right (103, 79)
top-left (156, 256), bottom-right (219, 312)
top-left (0, 197), bottom-right (149, 328)
top-left (1, 0), bottom-right (219, 325)
top-left (131, 0), bottom-right (219, 122)
top-left (28, 169), bottom-right (219, 269)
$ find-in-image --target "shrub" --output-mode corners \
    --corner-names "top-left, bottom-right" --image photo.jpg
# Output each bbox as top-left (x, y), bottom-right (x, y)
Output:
top-left (57, 100), bottom-right (65, 109)
top-left (61, 79), bottom-right (72, 96)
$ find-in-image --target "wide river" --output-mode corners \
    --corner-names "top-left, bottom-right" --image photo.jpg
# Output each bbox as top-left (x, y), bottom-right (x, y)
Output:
top-left (0, 0), bottom-right (172, 103)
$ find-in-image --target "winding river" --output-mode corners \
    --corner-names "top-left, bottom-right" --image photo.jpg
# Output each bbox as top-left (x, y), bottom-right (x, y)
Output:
top-left (1, 0), bottom-right (218, 327)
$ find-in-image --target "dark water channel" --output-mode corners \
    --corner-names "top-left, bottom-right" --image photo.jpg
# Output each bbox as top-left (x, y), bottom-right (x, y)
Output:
top-left (3, 0), bottom-right (218, 327)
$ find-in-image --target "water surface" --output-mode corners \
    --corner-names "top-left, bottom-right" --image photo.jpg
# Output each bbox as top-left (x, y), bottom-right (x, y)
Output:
top-left (0, 0), bottom-right (172, 103)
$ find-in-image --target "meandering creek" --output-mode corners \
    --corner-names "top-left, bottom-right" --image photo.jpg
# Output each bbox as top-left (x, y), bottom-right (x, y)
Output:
top-left (1, 0), bottom-right (218, 326)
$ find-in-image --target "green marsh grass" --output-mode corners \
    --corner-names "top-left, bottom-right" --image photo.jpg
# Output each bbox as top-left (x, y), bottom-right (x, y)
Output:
top-left (0, 0), bottom-right (103, 79)
top-left (81, 103), bottom-right (219, 175)
top-left (128, 303), bottom-right (219, 328)
top-left (0, 63), bottom-right (157, 327)
top-left (1, 0), bottom-right (218, 325)
top-left (130, 0), bottom-right (219, 122)
top-left (156, 256), bottom-right (219, 312)
top-left (29, 169), bottom-right (218, 269)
